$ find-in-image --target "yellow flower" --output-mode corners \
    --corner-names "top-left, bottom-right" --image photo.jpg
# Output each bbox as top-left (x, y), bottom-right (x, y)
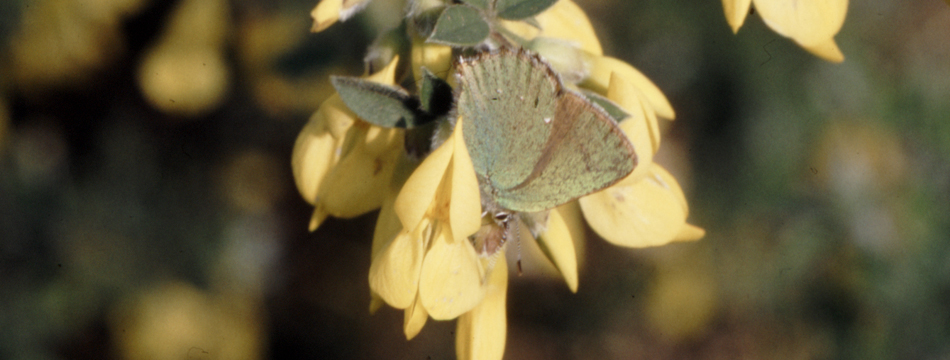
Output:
top-left (369, 115), bottom-right (482, 313)
top-left (299, 3), bottom-right (706, 360)
top-left (368, 117), bottom-right (576, 360)
top-left (410, 39), bottom-right (453, 84)
top-left (310, 0), bottom-right (373, 33)
top-left (500, 0), bottom-right (603, 56)
top-left (291, 56), bottom-right (404, 230)
top-left (529, 206), bottom-right (581, 292)
top-left (576, 62), bottom-right (705, 247)
top-left (502, 0), bottom-right (603, 84)
top-left (581, 53), bottom-right (677, 121)
top-left (369, 116), bottom-right (506, 347)
top-left (455, 255), bottom-right (508, 360)
top-left (722, 0), bottom-right (848, 62)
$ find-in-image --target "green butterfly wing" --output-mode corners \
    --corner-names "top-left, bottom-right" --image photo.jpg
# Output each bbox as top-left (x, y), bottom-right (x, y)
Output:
top-left (457, 49), bottom-right (637, 213)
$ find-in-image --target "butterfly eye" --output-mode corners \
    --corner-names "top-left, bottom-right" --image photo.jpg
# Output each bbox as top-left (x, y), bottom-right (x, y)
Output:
top-left (494, 212), bottom-right (510, 223)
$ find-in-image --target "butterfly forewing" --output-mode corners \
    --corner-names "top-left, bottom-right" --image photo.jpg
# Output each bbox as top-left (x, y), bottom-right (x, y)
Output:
top-left (457, 48), bottom-right (637, 213)
top-left (459, 50), bottom-right (559, 188)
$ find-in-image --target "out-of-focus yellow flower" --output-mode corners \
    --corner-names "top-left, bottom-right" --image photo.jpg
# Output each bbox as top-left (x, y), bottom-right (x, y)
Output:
top-left (137, 0), bottom-right (231, 116)
top-left (291, 57), bottom-right (404, 230)
top-left (311, 0), bottom-right (374, 32)
top-left (722, 0), bottom-right (848, 62)
top-left (110, 282), bottom-right (263, 360)
top-left (644, 262), bottom-right (718, 341)
top-left (10, 0), bottom-right (147, 92)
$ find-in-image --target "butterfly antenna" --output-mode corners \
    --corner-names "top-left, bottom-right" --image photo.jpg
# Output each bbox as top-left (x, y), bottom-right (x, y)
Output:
top-left (486, 250), bottom-right (499, 275)
top-left (513, 218), bottom-right (523, 276)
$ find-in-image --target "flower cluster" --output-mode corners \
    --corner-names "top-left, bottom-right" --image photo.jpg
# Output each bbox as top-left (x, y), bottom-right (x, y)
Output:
top-left (293, 1), bottom-right (707, 358)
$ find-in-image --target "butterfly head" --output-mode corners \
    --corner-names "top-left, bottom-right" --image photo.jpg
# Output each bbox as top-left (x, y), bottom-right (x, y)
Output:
top-left (470, 209), bottom-right (511, 258)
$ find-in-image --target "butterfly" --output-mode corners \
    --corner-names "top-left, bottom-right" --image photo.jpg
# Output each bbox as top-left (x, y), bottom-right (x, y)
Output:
top-left (455, 47), bottom-right (637, 255)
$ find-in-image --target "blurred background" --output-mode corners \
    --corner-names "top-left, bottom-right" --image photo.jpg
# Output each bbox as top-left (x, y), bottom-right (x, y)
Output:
top-left (1, 0), bottom-right (948, 359)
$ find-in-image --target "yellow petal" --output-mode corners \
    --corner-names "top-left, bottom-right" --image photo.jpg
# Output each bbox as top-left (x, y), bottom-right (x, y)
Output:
top-left (135, 0), bottom-right (230, 117)
top-left (722, 0), bottom-right (752, 33)
top-left (674, 223), bottom-right (706, 242)
top-left (362, 122), bottom-right (403, 156)
top-left (753, 0), bottom-right (847, 48)
top-left (395, 133), bottom-right (454, 231)
top-left (371, 193), bottom-right (403, 257)
top-left (403, 295), bottom-right (428, 340)
top-left (556, 202), bottom-right (586, 269)
top-left (291, 111), bottom-right (337, 204)
top-left (308, 207), bottom-right (328, 231)
top-left (411, 40), bottom-right (453, 85)
top-left (323, 95), bottom-right (357, 140)
top-left (456, 258), bottom-right (508, 360)
top-left (311, 0), bottom-right (342, 33)
top-left (369, 219), bottom-right (428, 309)
top-left (450, 118), bottom-right (483, 243)
top-left (582, 55), bottom-right (676, 120)
top-left (524, 37), bottom-right (590, 83)
top-left (317, 125), bottom-right (403, 218)
top-left (499, 0), bottom-right (602, 56)
top-left (534, 0), bottom-right (602, 56)
top-left (609, 71), bottom-right (659, 182)
top-left (662, 165), bottom-right (689, 212)
top-left (801, 37), bottom-right (845, 63)
top-left (369, 291), bottom-right (384, 314)
top-left (419, 225), bottom-right (486, 320)
top-left (292, 93), bottom-right (358, 209)
top-left (578, 164), bottom-right (689, 248)
top-left (368, 194), bottom-right (419, 308)
top-left (644, 266), bottom-right (717, 341)
top-left (535, 208), bottom-right (578, 293)
top-left (365, 55), bottom-right (400, 85)
top-left (617, 106), bottom-right (660, 184)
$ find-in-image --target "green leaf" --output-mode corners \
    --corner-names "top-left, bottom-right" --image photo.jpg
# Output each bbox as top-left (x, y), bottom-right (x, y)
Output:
top-left (495, 0), bottom-right (557, 20)
top-left (409, 5), bottom-right (444, 39)
top-left (331, 76), bottom-right (423, 128)
top-left (418, 67), bottom-right (454, 116)
top-left (461, 0), bottom-right (489, 11)
top-left (580, 90), bottom-right (631, 123)
top-left (427, 5), bottom-right (490, 47)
